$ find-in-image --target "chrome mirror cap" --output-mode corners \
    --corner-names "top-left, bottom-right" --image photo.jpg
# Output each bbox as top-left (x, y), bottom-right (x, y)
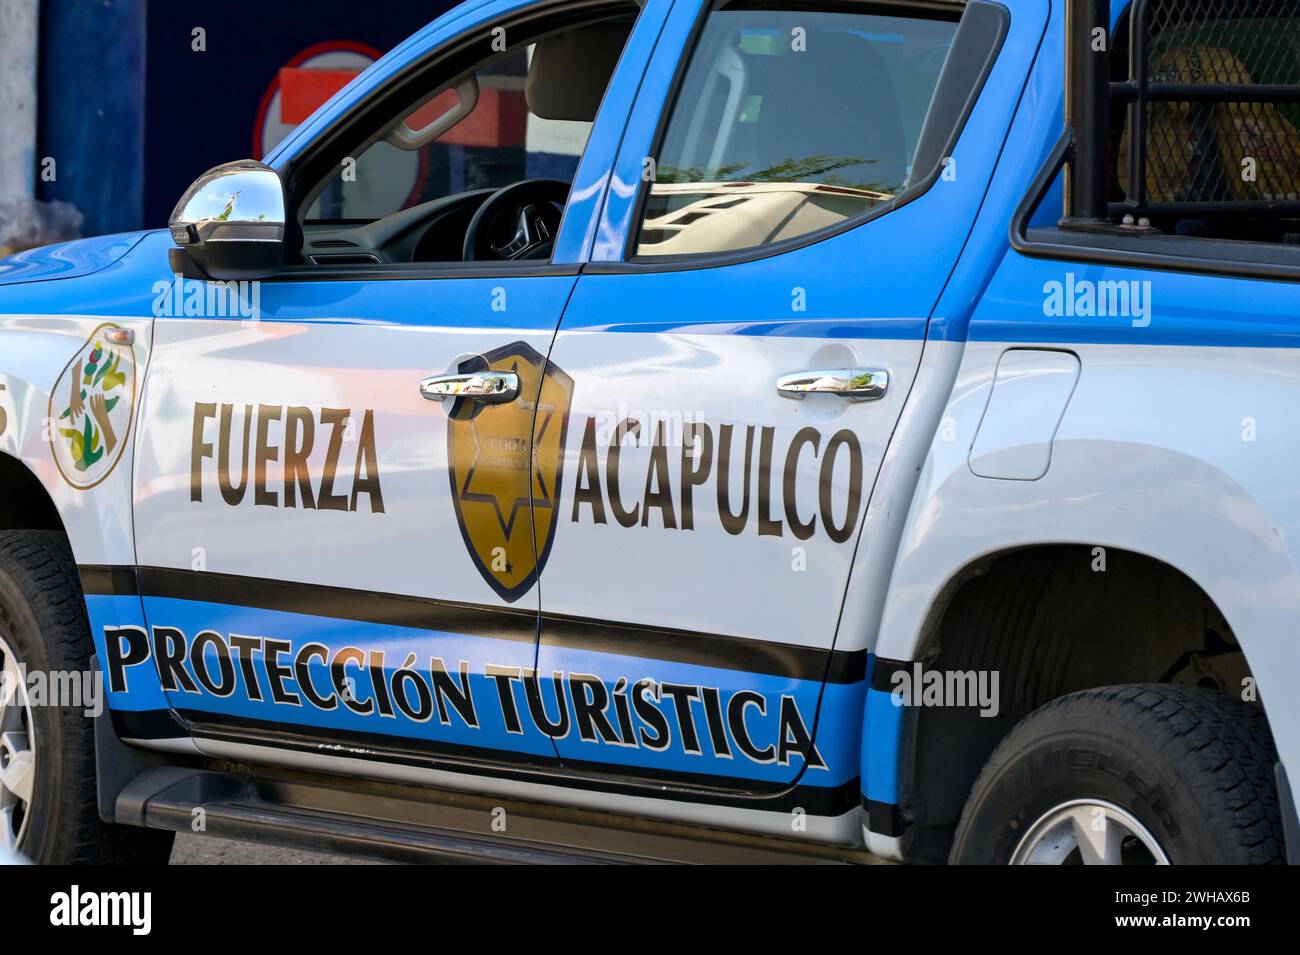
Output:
top-left (168, 160), bottom-right (286, 280)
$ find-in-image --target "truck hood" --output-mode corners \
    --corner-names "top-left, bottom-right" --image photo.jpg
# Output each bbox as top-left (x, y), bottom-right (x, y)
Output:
top-left (0, 231), bottom-right (150, 287)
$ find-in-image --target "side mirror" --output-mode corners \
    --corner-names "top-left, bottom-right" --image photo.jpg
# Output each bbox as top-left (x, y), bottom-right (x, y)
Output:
top-left (169, 160), bottom-right (286, 280)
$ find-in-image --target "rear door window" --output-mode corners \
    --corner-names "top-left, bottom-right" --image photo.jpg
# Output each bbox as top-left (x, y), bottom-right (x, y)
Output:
top-left (633, 5), bottom-right (958, 257)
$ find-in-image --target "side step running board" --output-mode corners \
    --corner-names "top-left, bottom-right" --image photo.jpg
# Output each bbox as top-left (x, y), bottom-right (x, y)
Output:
top-left (114, 766), bottom-right (876, 865)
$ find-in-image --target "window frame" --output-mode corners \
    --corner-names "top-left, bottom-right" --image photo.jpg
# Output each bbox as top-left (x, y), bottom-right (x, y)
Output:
top-left (1015, 1), bottom-right (1300, 282)
top-left (1011, 131), bottom-right (1300, 283)
top-left (603, 0), bottom-right (1007, 273)
top-left (272, 0), bottom-right (643, 281)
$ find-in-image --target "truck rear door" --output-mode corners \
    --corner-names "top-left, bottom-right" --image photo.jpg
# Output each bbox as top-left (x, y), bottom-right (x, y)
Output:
top-left (531, 0), bottom-right (1026, 827)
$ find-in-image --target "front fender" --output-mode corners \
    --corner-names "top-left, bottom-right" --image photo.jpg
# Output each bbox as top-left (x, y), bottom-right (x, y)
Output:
top-left (0, 230), bottom-right (174, 720)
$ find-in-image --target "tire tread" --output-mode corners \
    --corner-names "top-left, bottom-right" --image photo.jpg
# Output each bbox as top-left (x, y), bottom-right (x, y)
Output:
top-left (954, 683), bottom-right (1285, 864)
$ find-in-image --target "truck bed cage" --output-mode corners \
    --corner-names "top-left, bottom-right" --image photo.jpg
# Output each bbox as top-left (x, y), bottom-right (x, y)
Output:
top-left (1066, 0), bottom-right (1300, 228)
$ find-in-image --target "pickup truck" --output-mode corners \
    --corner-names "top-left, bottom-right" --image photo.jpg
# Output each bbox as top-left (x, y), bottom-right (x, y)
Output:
top-left (0, 0), bottom-right (1296, 866)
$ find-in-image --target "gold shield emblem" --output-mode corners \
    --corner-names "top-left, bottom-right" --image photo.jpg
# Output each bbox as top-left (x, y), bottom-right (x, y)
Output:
top-left (447, 341), bottom-right (574, 603)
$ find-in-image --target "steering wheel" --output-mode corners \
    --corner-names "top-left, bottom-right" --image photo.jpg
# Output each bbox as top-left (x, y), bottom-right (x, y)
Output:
top-left (463, 179), bottom-right (570, 261)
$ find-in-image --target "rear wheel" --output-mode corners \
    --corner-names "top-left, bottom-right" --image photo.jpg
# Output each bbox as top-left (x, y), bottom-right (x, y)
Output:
top-left (951, 684), bottom-right (1285, 865)
top-left (0, 530), bottom-right (173, 864)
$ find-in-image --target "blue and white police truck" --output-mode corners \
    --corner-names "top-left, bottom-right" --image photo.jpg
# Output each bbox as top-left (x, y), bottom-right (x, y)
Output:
top-left (0, 0), bottom-right (1296, 864)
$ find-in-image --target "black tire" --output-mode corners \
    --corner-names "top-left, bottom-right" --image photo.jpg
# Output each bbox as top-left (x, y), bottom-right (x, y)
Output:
top-left (951, 684), bottom-right (1285, 864)
top-left (0, 530), bottom-right (173, 864)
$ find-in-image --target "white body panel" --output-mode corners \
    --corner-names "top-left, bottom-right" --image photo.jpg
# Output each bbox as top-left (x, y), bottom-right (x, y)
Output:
top-left (875, 339), bottom-right (1300, 781)
top-left (0, 313), bottom-right (150, 567)
top-left (132, 316), bottom-right (546, 604)
top-left (542, 329), bottom-right (923, 647)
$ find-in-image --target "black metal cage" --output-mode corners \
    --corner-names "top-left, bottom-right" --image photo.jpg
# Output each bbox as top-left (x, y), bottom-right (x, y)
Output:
top-left (1067, 0), bottom-right (1300, 228)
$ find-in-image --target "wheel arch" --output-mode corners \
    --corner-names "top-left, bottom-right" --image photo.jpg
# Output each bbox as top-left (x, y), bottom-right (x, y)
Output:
top-left (862, 430), bottom-right (1300, 861)
top-left (0, 451), bottom-right (66, 534)
top-left (880, 542), bottom-right (1266, 861)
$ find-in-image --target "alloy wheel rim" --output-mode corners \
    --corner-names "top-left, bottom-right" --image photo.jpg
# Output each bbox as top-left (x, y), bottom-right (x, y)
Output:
top-left (0, 633), bottom-right (34, 854)
top-left (1011, 799), bottom-right (1170, 865)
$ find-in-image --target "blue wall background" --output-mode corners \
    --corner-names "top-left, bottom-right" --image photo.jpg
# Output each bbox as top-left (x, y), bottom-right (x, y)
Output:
top-left (38, 0), bottom-right (456, 237)
top-left (38, 0), bottom-right (147, 237)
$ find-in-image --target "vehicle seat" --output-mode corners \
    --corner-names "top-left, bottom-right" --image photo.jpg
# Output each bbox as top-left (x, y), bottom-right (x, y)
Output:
top-left (526, 21), bottom-right (633, 122)
top-left (1117, 44), bottom-right (1300, 203)
top-left (726, 31), bottom-right (907, 193)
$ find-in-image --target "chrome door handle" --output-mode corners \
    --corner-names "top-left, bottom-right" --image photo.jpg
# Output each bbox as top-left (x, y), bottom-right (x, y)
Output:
top-left (420, 371), bottom-right (519, 404)
top-left (777, 368), bottom-right (888, 402)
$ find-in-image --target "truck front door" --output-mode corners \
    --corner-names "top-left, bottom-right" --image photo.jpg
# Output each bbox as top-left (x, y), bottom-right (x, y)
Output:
top-left (124, 0), bottom-right (668, 789)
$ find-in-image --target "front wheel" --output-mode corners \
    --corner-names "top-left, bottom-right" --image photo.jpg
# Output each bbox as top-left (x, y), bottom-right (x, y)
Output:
top-left (0, 531), bottom-right (173, 864)
top-left (951, 684), bottom-right (1285, 865)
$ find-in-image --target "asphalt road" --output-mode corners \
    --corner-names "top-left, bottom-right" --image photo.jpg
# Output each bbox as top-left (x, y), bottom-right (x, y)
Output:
top-left (169, 834), bottom-right (390, 865)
